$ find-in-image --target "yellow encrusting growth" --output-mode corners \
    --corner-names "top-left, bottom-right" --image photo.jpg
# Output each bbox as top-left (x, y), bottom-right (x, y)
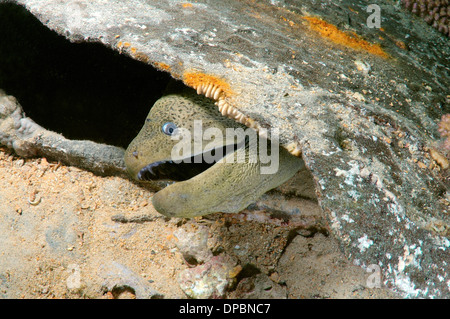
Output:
top-left (183, 72), bottom-right (233, 97)
top-left (154, 62), bottom-right (171, 72)
top-left (303, 16), bottom-right (389, 58)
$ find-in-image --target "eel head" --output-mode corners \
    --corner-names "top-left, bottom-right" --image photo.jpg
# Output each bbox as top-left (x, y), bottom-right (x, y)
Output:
top-left (124, 90), bottom-right (303, 218)
top-left (125, 91), bottom-right (245, 184)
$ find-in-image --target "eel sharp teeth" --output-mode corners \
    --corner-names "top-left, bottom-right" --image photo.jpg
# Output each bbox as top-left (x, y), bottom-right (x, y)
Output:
top-left (213, 87), bottom-right (222, 100)
top-left (220, 105), bottom-right (228, 116)
top-left (228, 107), bottom-right (238, 116)
top-left (195, 82), bottom-right (223, 101)
top-left (205, 83), bottom-right (214, 98)
top-left (217, 99), bottom-right (226, 111)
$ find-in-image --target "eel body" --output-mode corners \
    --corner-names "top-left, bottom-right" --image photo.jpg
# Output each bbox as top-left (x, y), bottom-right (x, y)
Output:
top-left (125, 90), bottom-right (304, 218)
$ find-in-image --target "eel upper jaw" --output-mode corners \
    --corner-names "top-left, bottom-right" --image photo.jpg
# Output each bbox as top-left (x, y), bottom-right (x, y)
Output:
top-left (137, 142), bottom-right (241, 182)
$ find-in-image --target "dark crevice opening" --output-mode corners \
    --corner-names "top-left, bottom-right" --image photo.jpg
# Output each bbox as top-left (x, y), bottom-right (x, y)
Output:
top-left (0, 2), bottom-right (174, 148)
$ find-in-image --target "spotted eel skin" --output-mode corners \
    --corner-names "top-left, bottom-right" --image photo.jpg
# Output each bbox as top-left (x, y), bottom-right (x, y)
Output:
top-left (124, 90), bottom-right (304, 218)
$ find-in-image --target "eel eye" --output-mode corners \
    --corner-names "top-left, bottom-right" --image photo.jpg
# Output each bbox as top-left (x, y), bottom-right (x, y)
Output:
top-left (162, 122), bottom-right (177, 136)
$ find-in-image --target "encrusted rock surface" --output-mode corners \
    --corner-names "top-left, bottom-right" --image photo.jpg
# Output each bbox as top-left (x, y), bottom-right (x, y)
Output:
top-left (1, 0), bottom-right (449, 298)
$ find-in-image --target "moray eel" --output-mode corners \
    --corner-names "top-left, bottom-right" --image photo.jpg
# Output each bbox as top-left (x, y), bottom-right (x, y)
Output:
top-left (124, 90), bottom-right (304, 218)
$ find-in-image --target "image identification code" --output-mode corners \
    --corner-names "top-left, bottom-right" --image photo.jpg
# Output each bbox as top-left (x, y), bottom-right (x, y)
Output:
top-left (179, 303), bottom-right (271, 316)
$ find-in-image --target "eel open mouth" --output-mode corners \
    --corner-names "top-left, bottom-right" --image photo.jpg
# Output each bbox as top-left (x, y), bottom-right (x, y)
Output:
top-left (138, 158), bottom-right (214, 181)
top-left (137, 142), bottom-right (242, 182)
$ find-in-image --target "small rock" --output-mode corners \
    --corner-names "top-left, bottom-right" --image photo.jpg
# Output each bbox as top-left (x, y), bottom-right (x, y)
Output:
top-left (232, 274), bottom-right (287, 299)
top-left (178, 255), bottom-right (239, 299)
top-left (429, 148), bottom-right (449, 170)
top-left (269, 272), bottom-right (280, 283)
top-left (98, 261), bottom-right (162, 299)
top-left (66, 264), bottom-right (81, 291)
top-left (174, 226), bottom-right (212, 265)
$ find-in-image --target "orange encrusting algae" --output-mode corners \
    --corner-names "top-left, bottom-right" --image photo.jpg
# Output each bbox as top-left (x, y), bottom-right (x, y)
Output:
top-left (154, 62), bottom-right (171, 72)
top-left (183, 72), bottom-right (233, 97)
top-left (303, 16), bottom-right (389, 58)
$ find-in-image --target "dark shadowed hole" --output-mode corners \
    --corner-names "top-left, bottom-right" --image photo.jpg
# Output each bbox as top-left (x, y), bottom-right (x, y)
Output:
top-left (229, 263), bottom-right (261, 292)
top-left (0, 2), bottom-right (173, 148)
top-left (236, 263), bottom-right (261, 280)
top-left (110, 285), bottom-right (136, 299)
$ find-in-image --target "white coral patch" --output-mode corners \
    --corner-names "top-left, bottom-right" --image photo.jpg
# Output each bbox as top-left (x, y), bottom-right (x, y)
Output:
top-left (357, 234), bottom-right (373, 253)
